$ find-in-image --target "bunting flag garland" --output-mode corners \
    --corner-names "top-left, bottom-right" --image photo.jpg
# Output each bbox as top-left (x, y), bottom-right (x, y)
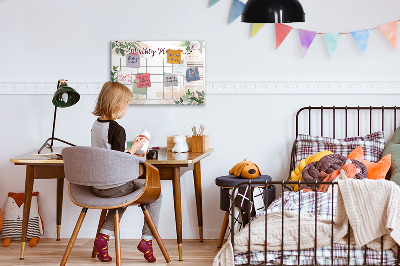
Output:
top-left (298, 30), bottom-right (317, 58)
top-left (229, 0), bottom-right (245, 24)
top-left (351, 29), bottom-right (370, 55)
top-left (378, 21), bottom-right (398, 50)
top-left (323, 33), bottom-right (341, 58)
top-left (275, 23), bottom-right (293, 49)
top-left (251, 23), bottom-right (266, 38)
top-left (209, 0), bottom-right (220, 7)
top-left (208, 3), bottom-right (400, 58)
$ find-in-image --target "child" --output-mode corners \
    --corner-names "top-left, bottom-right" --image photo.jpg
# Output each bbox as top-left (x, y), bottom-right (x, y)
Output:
top-left (91, 81), bottom-right (162, 263)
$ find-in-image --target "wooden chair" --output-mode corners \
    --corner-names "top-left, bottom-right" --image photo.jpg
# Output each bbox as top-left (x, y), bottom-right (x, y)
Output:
top-left (60, 146), bottom-right (171, 265)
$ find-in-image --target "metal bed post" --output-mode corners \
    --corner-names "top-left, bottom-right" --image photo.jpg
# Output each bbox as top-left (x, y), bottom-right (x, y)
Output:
top-left (264, 180), bottom-right (268, 266)
top-left (281, 181), bottom-right (285, 266)
top-left (298, 180), bottom-right (301, 266)
top-left (314, 180), bottom-right (318, 266)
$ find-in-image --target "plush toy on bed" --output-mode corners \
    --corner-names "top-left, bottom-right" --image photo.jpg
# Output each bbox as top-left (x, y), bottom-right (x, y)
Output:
top-left (289, 150), bottom-right (333, 191)
top-left (1, 192), bottom-right (44, 247)
top-left (317, 159), bottom-right (360, 193)
top-left (229, 159), bottom-right (261, 179)
top-left (301, 154), bottom-right (368, 191)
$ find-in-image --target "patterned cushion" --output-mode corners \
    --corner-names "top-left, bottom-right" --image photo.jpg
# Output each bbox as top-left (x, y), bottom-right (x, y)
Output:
top-left (295, 131), bottom-right (385, 166)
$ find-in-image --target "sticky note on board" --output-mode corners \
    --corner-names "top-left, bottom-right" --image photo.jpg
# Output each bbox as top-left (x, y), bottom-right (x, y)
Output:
top-left (172, 62), bottom-right (187, 75)
top-left (186, 67), bottom-right (200, 82)
top-left (167, 49), bottom-right (182, 64)
top-left (126, 53), bottom-right (140, 68)
top-left (136, 73), bottom-right (151, 88)
top-left (164, 73), bottom-right (179, 87)
top-left (117, 70), bottom-right (132, 85)
top-left (132, 82), bottom-right (147, 95)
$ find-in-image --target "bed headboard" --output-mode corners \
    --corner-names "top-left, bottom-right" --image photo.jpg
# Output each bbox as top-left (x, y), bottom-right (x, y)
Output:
top-left (290, 106), bottom-right (400, 179)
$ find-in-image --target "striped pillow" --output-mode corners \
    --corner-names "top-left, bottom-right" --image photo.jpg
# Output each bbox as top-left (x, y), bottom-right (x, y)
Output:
top-left (294, 131), bottom-right (385, 166)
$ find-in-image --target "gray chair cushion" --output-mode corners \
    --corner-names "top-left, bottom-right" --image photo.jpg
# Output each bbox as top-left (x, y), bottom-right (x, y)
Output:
top-left (69, 180), bottom-right (145, 208)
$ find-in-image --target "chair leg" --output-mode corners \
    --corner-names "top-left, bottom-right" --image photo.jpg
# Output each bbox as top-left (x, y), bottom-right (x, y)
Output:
top-left (141, 205), bottom-right (171, 263)
top-left (217, 211), bottom-right (230, 248)
top-left (60, 208), bottom-right (88, 266)
top-left (91, 209), bottom-right (108, 258)
top-left (114, 209), bottom-right (121, 266)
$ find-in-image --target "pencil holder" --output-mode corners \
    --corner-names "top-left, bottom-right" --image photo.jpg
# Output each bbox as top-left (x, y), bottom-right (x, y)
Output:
top-left (191, 135), bottom-right (209, 153)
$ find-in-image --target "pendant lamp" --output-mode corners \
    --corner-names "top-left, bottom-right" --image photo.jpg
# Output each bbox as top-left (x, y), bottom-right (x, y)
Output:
top-left (38, 79), bottom-right (80, 154)
top-left (242, 0), bottom-right (305, 23)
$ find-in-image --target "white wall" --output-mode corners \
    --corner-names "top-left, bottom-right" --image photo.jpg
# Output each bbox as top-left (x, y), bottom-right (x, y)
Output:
top-left (1, 0), bottom-right (400, 240)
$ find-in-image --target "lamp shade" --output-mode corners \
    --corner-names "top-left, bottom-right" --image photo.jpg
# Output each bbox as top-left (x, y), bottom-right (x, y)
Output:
top-left (241, 0), bottom-right (305, 23)
top-left (52, 84), bottom-right (80, 108)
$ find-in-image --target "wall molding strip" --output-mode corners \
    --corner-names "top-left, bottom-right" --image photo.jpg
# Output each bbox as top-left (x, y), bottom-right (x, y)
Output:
top-left (0, 81), bottom-right (399, 95)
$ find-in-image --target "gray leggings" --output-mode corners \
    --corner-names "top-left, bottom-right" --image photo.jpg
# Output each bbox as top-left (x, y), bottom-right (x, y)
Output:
top-left (92, 180), bottom-right (162, 240)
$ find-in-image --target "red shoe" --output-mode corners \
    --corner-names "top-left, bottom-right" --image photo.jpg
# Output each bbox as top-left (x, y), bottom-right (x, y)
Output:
top-left (137, 239), bottom-right (156, 262)
top-left (94, 233), bottom-right (112, 262)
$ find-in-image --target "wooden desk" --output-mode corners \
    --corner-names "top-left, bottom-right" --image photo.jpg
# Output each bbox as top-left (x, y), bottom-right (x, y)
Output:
top-left (10, 147), bottom-right (213, 261)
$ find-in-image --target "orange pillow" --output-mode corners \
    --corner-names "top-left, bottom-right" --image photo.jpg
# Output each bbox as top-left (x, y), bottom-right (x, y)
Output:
top-left (347, 146), bottom-right (391, 180)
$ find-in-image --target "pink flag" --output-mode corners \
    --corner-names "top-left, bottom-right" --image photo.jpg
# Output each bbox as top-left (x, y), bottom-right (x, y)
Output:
top-left (378, 21), bottom-right (398, 50)
top-left (298, 29), bottom-right (317, 58)
top-left (275, 23), bottom-right (293, 49)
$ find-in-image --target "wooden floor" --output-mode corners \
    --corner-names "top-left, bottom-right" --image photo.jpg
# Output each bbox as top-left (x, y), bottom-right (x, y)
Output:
top-left (0, 239), bottom-right (221, 265)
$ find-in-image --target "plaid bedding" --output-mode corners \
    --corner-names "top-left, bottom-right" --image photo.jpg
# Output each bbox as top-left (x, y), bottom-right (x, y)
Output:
top-left (234, 244), bottom-right (397, 265)
top-left (234, 191), bottom-right (397, 265)
top-left (294, 131), bottom-right (385, 166)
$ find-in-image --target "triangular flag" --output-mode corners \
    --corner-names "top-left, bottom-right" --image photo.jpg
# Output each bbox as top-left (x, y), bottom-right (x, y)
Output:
top-left (298, 29), bottom-right (317, 58)
top-left (251, 23), bottom-right (266, 38)
top-left (229, 0), bottom-right (245, 24)
top-left (351, 29), bottom-right (370, 55)
top-left (209, 0), bottom-right (220, 7)
top-left (275, 23), bottom-right (293, 49)
top-left (323, 33), bottom-right (341, 58)
top-left (378, 21), bottom-right (398, 50)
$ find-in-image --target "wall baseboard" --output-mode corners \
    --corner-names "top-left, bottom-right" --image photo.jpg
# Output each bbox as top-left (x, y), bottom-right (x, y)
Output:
top-left (1, 81), bottom-right (399, 95)
top-left (46, 228), bottom-right (222, 240)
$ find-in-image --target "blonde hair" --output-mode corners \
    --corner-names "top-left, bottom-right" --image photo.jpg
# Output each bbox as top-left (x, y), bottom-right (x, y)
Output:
top-left (93, 82), bottom-right (133, 120)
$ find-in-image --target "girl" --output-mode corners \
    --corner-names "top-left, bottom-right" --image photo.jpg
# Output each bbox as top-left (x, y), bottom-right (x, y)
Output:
top-left (91, 81), bottom-right (161, 263)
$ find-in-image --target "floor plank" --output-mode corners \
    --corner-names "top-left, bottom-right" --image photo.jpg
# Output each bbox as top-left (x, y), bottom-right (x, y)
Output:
top-left (0, 239), bottom-right (221, 265)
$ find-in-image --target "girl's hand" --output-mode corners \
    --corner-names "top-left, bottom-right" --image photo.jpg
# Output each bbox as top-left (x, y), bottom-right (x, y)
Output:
top-left (134, 148), bottom-right (149, 157)
top-left (129, 137), bottom-right (147, 155)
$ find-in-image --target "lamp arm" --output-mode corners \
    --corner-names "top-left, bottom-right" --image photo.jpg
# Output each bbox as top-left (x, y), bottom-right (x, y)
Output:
top-left (50, 80), bottom-right (61, 148)
top-left (50, 105), bottom-right (57, 148)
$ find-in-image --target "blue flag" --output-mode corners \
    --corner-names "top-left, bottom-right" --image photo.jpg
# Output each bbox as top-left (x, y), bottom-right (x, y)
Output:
top-left (351, 29), bottom-right (371, 55)
top-left (229, 0), bottom-right (245, 24)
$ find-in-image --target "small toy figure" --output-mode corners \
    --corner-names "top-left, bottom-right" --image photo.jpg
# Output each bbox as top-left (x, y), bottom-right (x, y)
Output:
top-left (229, 159), bottom-right (261, 179)
top-left (172, 135), bottom-right (189, 153)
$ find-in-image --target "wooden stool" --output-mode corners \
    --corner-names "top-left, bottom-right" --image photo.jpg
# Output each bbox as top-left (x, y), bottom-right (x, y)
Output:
top-left (215, 175), bottom-right (275, 248)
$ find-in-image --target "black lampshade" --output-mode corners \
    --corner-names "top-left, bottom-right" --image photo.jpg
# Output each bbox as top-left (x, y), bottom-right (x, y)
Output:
top-left (52, 84), bottom-right (80, 108)
top-left (241, 0), bottom-right (305, 23)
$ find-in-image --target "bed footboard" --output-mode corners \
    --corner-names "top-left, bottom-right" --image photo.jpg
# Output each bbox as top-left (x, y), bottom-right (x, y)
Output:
top-left (230, 180), bottom-right (400, 266)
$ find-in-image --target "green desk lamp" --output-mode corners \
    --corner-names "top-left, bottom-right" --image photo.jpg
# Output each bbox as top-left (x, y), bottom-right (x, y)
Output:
top-left (38, 79), bottom-right (80, 154)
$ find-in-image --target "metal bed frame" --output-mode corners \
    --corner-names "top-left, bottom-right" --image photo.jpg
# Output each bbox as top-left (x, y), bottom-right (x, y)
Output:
top-left (230, 106), bottom-right (400, 266)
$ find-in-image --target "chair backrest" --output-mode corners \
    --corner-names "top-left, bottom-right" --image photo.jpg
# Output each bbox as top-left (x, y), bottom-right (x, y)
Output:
top-left (62, 146), bottom-right (145, 187)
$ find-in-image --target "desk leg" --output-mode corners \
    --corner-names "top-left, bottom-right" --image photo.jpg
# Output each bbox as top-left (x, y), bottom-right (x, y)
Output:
top-left (172, 167), bottom-right (183, 261)
top-left (20, 165), bottom-right (35, 259)
top-left (193, 161), bottom-right (203, 242)
top-left (56, 178), bottom-right (64, 241)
